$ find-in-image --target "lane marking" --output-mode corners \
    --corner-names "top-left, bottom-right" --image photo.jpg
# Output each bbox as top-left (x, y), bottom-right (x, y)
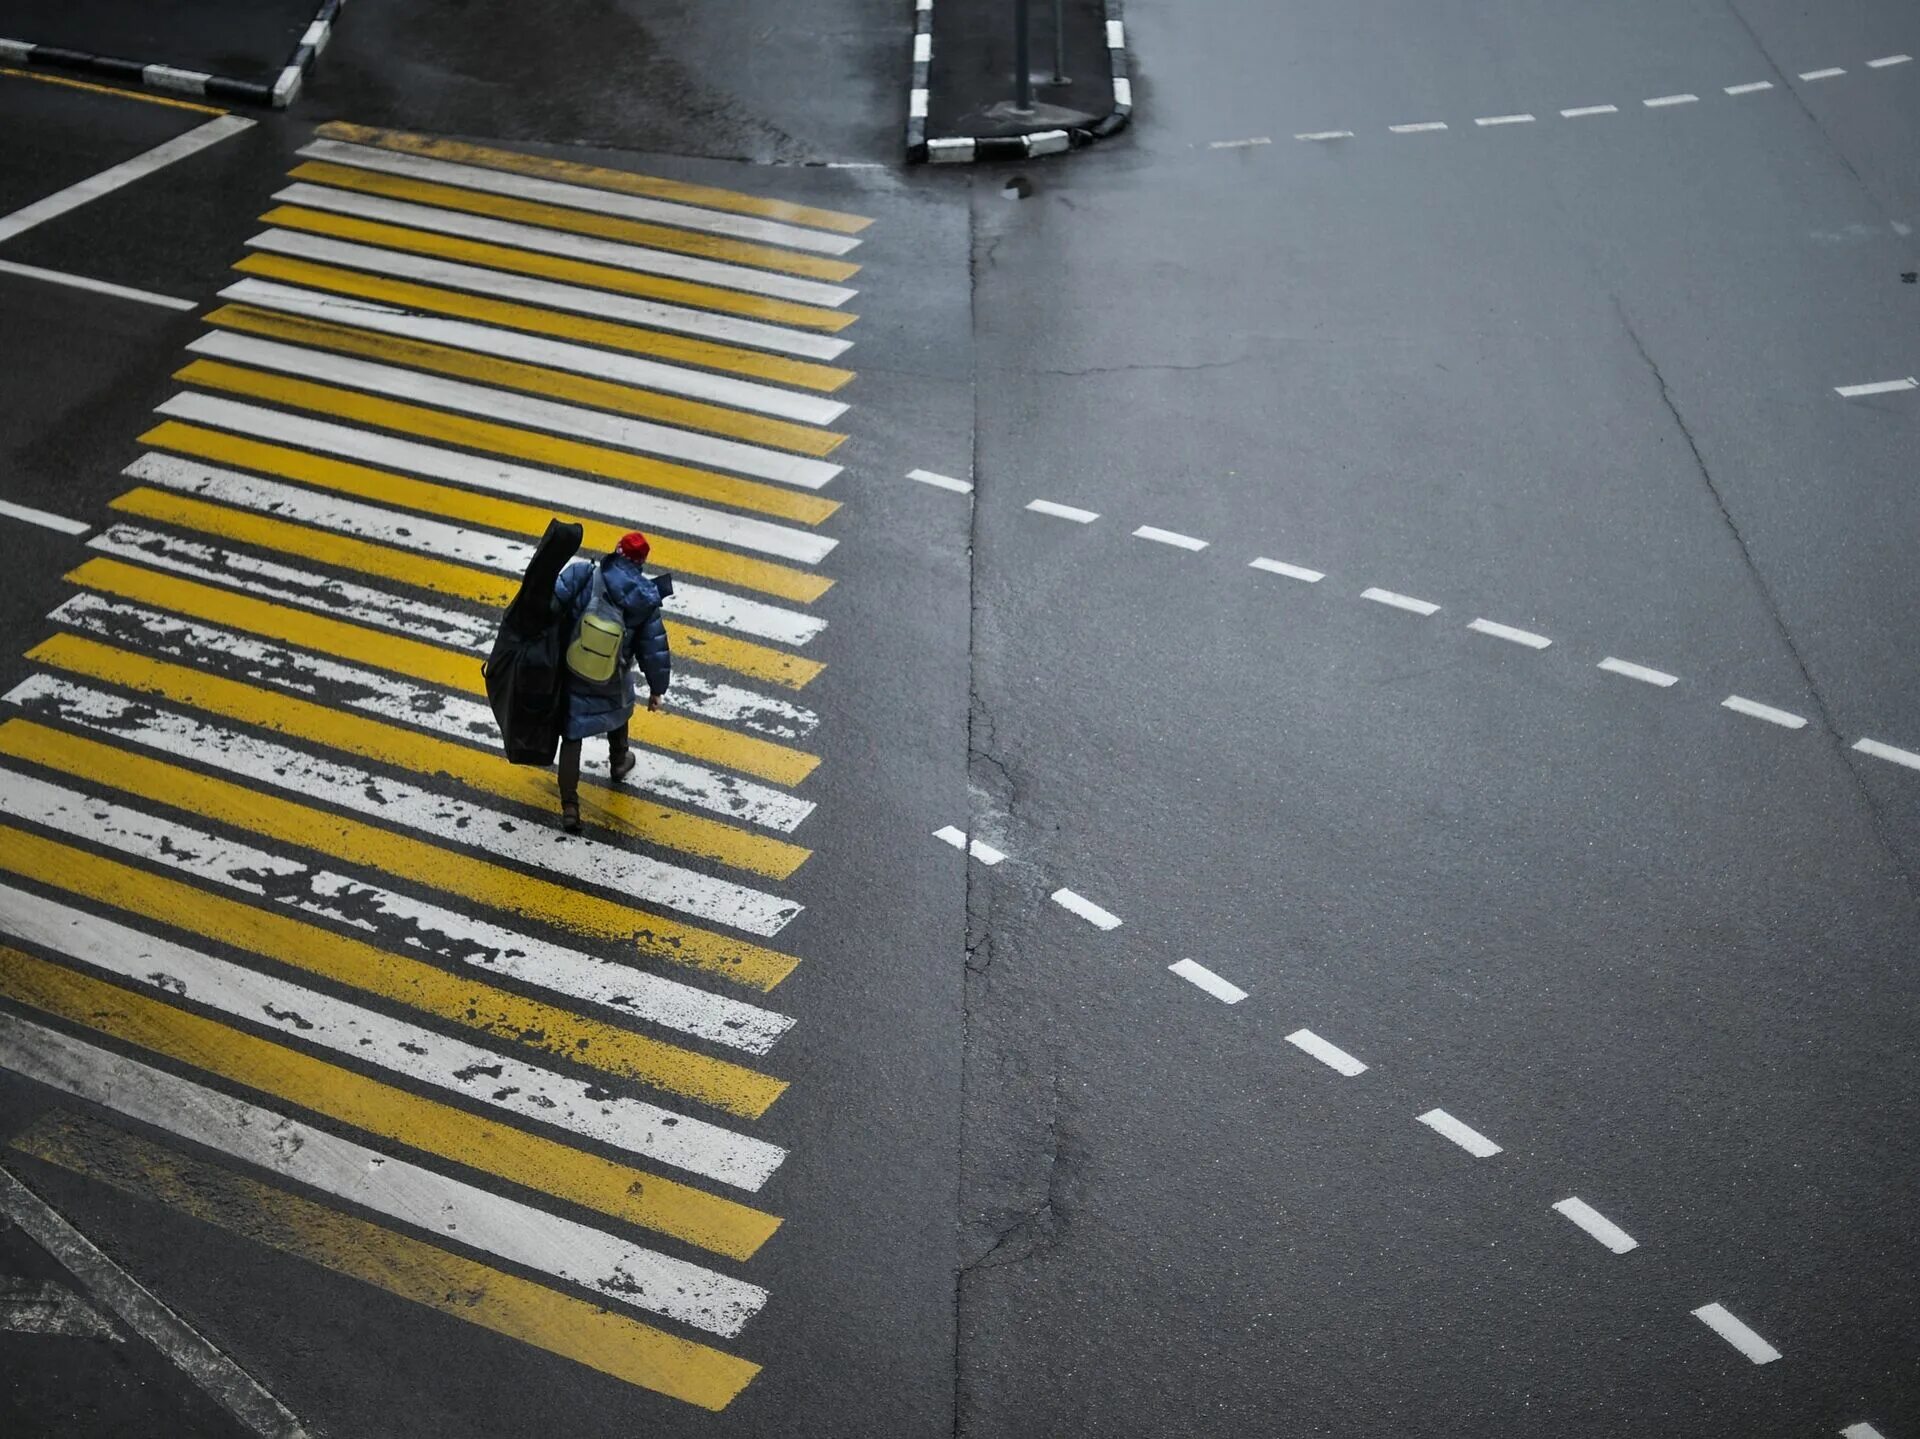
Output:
top-left (0, 499), bottom-right (88, 535)
top-left (1724, 81), bottom-right (1775, 95)
top-left (1133, 525), bottom-right (1209, 551)
top-left (933, 825), bottom-right (1006, 865)
top-left (1028, 499), bottom-right (1100, 523)
top-left (1853, 737), bottom-right (1920, 772)
top-left (0, 259), bottom-right (194, 310)
top-left (1643, 93), bottom-right (1699, 107)
top-left (1799, 67), bottom-right (1846, 81)
top-left (1416, 1109), bottom-right (1501, 1158)
top-left (1208, 137), bottom-right (1273, 148)
top-left (1050, 888), bottom-right (1122, 930)
top-left (1866, 55), bottom-right (1911, 68)
top-left (0, 1278), bottom-right (117, 1339)
top-left (1168, 958), bottom-right (1246, 1004)
top-left (1285, 1029), bottom-right (1368, 1076)
top-left (1362, 587), bottom-right (1440, 616)
top-left (0, 115), bottom-right (253, 245)
top-left (1834, 376), bottom-right (1917, 398)
top-left (1721, 694), bottom-right (1808, 730)
top-left (1388, 122), bottom-right (1448, 134)
top-left (1842, 1425), bottom-right (1889, 1438)
top-left (1599, 656), bottom-right (1679, 687)
top-left (1295, 131), bottom-right (1355, 141)
top-left (1468, 618), bottom-right (1551, 649)
top-left (1474, 113), bottom-right (1536, 126)
top-left (1551, 1197), bottom-right (1639, 1253)
top-left (907, 468), bottom-right (972, 493)
top-left (1250, 557), bottom-right (1325, 583)
top-left (0, 1163), bottom-right (308, 1437)
top-left (0, 64), bottom-right (228, 115)
top-left (1691, 1303), bottom-right (1782, 1364)
top-left (1560, 104), bottom-right (1619, 118)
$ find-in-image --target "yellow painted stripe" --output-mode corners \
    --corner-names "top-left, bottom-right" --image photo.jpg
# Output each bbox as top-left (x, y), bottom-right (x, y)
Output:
top-left (0, 821), bottom-right (785, 1118)
top-left (289, 159), bottom-right (861, 283)
top-left (0, 714), bottom-right (801, 989)
top-left (0, 948), bottom-right (779, 1260)
top-left (206, 301), bottom-right (846, 456)
top-left (264, 206), bottom-right (858, 334)
top-left (14, 1112), bottom-right (761, 1411)
top-left (230, 253), bottom-right (856, 393)
top-left (174, 359), bottom-right (841, 527)
top-left (0, 66), bottom-right (228, 115)
top-left (318, 121), bottom-right (873, 235)
top-left (139, 421), bottom-right (833, 604)
top-left (32, 631), bottom-right (808, 881)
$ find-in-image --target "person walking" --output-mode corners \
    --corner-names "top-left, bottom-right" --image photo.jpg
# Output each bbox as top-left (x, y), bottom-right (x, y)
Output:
top-left (552, 530), bottom-right (671, 833)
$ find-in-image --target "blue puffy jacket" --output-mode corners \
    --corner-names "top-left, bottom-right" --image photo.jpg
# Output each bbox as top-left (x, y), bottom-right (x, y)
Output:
top-left (552, 554), bottom-right (671, 740)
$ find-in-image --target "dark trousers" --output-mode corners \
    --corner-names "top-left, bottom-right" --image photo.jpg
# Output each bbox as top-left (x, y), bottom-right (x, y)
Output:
top-left (557, 723), bottom-right (630, 804)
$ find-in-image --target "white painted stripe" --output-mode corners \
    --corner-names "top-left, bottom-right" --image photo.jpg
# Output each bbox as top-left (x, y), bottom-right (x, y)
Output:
top-left (1133, 525), bottom-right (1209, 551)
top-left (154, 394), bottom-right (835, 564)
top-left (1468, 618), bottom-right (1551, 649)
top-left (1295, 131), bottom-right (1355, 141)
top-left (0, 115), bottom-right (253, 245)
top-left (186, 331), bottom-right (843, 490)
top-left (1598, 656), bottom-right (1679, 687)
top-left (1866, 55), bottom-right (1911, 68)
top-left (1722, 694), bottom-right (1808, 729)
top-left (1551, 1197), bottom-right (1639, 1253)
top-left (141, 65), bottom-right (212, 96)
top-left (1799, 67), bottom-right (1846, 81)
top-left (0, 499), bottom-right (88, 535)
top-left (1853, 737), bottom-right (1920, 772)
top-left (1361, 587), bottom-right (1440, 616)
top-left (1691, 1303), bottom-right (1781, 1364)
top-left (1644, 93), bottom-right (1699, 107)
top-left (219, 279), bottom-right (849, 423)
top-left (913, 32), bottom-right (932, 62)
top-left (1560, 104), bottom-right (1619, 117)
top-left (1842, 1424), bottom-right (1889, 1439)
top-left (0, 1163), bottom-right (308, 1438)
top-left (1389, 122), bottom-right (1448, 133)
top-left (933, 825), bottom-right (1006, 865)
top-left (274, 182), bottom-right (857, 308)
top-left (1113, 78), bottom-right (1133, 108)
top-left (1724, 81), bottom-right (1775, 95)
top-left (1050, 888), bottom-right (1122, 930)
top-left (0, 881), bottom-right (782, 1191)
top-left (244, 230), bottom-right (853, 360)
top-left (0, 259), bottom-right (195, 310)
top-left (9, 678), bottom-right (801, 937)
top-left (1168, 958), bottom-right (1247, 1004)
top-left (906, 467), bottom-right (972, 493)
top-left (1026, 499), bottom-right (1099, 523)
top-left (1474, 113), bottom-right (1536, 126)
top-left (910, 90), bottom-right (930, 120)
top-left (1250, 557), bottom-right (1324, 583)
top-left (126, 454), bottom-right (827, 646)
top-left (0, 1278), bottom-right (118, 1339)
top-left (1416, 1109), bottom-right (1501, 1158)
top-left (297, 138), bottom-right (860, 256)
top-left (1106, 20), bottom-right (1124, 47)
top-left (1026, 129), bottom-right (1072, 157)
top-left (300, 20), bottom-right (328, 47)
top-left (0, 1012), bottom-right (766, 1338)
top-left (0, 757), bottom-right (793, 1052)
top-left (1285, 1029), bottom-right (1368, 1077)
top-left (0, 41), bottom-right (29, 63)
top-left (272, 66), bottom-right (303, 107)
top-left (1834, 376), bottom-right (1917, 397)
top-left (1207, 137), bottom-right (1273, 149)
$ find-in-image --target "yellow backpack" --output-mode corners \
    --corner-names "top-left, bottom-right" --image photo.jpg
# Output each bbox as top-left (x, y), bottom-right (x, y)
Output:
top-left (563, 565), bottom-right (627, 684)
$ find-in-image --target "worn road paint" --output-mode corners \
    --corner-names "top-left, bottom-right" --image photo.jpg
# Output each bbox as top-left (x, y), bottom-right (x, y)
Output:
top-left (1468, 618), bottom-right (1551, 649)
top-left (1474, 114), bottom-right (1535, 126)
top-left (1388, 122), bottom-right (1448, 134)
top-left (1560, 104), bottom-right (1619, 117)
top-left (1250, 557), bottom-right (1325, 583)
top-left (1133, 525), bottom-right (1210, 551)
top-left (1050, 888), bottom-right (1122, 930)
top-left (1361, 587), bottom-right (1440, 616)
top-left (1724, 81), bottom-right (1775, 95)
top-left (1027, 499), bottom-right (1100, 523)
top-left (1294, 131), bottom-right (1355, 141)
top-left (0, 1278), bottom-right (118, 1339)
top-left (1598, 656), bottom-right (1679, 687)
top-left (1643, 93), bottom-right (1699, 107)
top-left (1834, 377), bottom-right (1917, 398)
top-left (1799, 68), bottom-right (1846, 81)
top-left (933, 826), bottom-right (1005, 865)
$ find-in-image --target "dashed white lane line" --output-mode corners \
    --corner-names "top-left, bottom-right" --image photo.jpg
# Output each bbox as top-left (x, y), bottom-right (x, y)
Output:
top-left (0, 499), bottom-right (89, 536)
top-left (1866, 54), bottom-right (1911, 68)
top-left (1854, 737), bottom-right (1920, 772)
top-left (1250, 557), bottom-right (1325, 583)
top-left (1133, 525), bottom-right (1210, 551)
top-left (1599, 657), bottom-right (1680, 688)
top-left (1389, 121), bottom-right (1449, 134)
top-left (1722, 694), bottom-right (1809, 730)
top-left (1725, 81), bottom-right (1775, 95)
top-left (1561, 104), bottom-right (1619, 118)
top-left (1475, 113), bottom-right (1536, 126)
top-left (933, 825), bottom-right (1006, 866)
top-left (1842, 1424), bottom-right (1889, 1439)
top-left (1362, 587), bottom-right (1441, 616)
top-left (1644, 93), bottom-right (1699, 107)
top-left (1552, 1197), bottom-right (1640, 1254)
top-left (1027, 499), bottom-right (1100, 523)
top-left (1050, 888), bottom-right (1123, 930)
top-left (907, 468), bottom-right (972, 494)
top-left (1295, 131), bottom-right (1356, 142)
top-left (1285, 1029), bottom-right (1368, 1077)
top-left (1416, 1109), bottom-right (1502, 1158)
top-left (1835, 376), bottom-right (1917, 398)
top-left (1468, 618), bottom-right (1552, 650)
top-left (1799, 67), bottom-right (1847, 81)
top-left (1691, 1303), bottom-right (1782, 1364)
top-left (1209, 137), bottom-right (1273, 149)
top-left (1168, 958), bottom-right (1248, 1005)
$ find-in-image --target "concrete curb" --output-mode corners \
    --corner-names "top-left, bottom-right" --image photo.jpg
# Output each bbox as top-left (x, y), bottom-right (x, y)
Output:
top-left (0, 0), bottom-right (346, 109)
top-left (908, 0), bottom-right (1131, 164)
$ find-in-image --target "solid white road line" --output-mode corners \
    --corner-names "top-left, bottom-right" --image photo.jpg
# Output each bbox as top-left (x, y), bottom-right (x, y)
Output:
top-left (1362, 587), bottom-right (1440, 616)
top-left (1133, 525), bottom-right (1209, 551)
top-left (1866, 55), bottom-right (1911, 68)
top-left (932, 826), bottom-right (1006, 866)
top-left (1474, 113), bottom-right (1536, 126)
top-left (297, 137), bottom-right (860, 256)
top-left (1468, 618), bottom-right (1551, 649)
top-left (0, 1162), bottom-right (309, 1439)
top-left (1598, 656), bottom-right (1679, 688)
top-left (1560, 104), bottom-right (1619, 118)
top-left (1027, 499), bottom-right (1100, 523)
top-left (1294, 131), bottom-right (1355, 141)
top-left (0, 499), bottom-right (89, 536)
top-left (1853, 737), bottom-right (1920, 772)
top-left (0, 259), bottom-right (196, 310)
top-left (245, 230), bottom-right (854, 360)
top-left (1416, 1109), bottom-right (1502, 1158)
top-left (1388, 122), bottom-right (1448, 134)
top-left (1722, 694), bottom-right (1808, 730)
top-left (0, 115), bottom-right (253, 245)
top-left (1168, 958), bottom-right (1246, 1005)
top-left (0, 761), bottom-right (795, 1053)
top-left (1691, 1303), bottom-right (1781, 1364)
top-left (154, 394), bottom-right (838, 564)
top-left (1799, 68), bottom-right (1846, 81)
top-left (1551, 1197), bottom-right (1639, 1254)
top-left (1286, 1029), bottom-right (1368, 1077)
top-left (1050, 888), bottom-right (1122, 930)
top-left (186, 331), bottom-right (843, 489)
top-left (219, 279), bottom-right (850, 424)
top-left (0, 1012), bottom-right (767, 1338)
top-left (1724, 81), bottom-right (1775, 95)
top-left (0, 1278), bottom-right (118, 1339)
top-left (1841, 1424), bottom-right (1888, 1439)
top-left (0, 881), bottom-right (783, 1191)
top-left (906, 468), bottom-right (972, 493)
top-left (1644, 93), bottom-right (1699, 107)
top-left (1250, 557), bottom-right (1325, 583)
top-left (1834, 377), bottom-right (1917, 398)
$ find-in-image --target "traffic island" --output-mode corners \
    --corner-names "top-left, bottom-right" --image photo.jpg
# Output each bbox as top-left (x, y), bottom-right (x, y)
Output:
top-left (908, 0), bottom-right (1129, 163)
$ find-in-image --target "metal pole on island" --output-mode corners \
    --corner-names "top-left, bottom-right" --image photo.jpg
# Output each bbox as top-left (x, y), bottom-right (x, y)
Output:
top-left (1014, 0), bottom-right (1033, 109)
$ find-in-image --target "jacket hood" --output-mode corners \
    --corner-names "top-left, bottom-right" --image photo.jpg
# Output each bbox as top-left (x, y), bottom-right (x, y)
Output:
top-left (600, 553), bottom-right (659, 611)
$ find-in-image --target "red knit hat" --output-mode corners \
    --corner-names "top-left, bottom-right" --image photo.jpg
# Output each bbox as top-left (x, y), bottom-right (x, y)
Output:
top-left (617, 531), bottom-right (651, 564)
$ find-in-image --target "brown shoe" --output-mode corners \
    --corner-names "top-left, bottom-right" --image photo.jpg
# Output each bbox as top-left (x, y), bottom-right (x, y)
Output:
top-left (561, 799), bottom-right (582, 834)
top-left (610, 750), bottom-right (636, 784)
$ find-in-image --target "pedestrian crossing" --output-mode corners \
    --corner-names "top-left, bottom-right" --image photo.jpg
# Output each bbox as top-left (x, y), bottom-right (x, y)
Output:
top-left (0, 121), bottom-right (873, 1411)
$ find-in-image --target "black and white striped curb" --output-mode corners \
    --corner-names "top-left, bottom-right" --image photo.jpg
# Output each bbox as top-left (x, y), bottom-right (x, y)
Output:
top-left (907, 0), bottom-right (1132, 163)
top-left (0, 0), bottom-right (345, 109)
